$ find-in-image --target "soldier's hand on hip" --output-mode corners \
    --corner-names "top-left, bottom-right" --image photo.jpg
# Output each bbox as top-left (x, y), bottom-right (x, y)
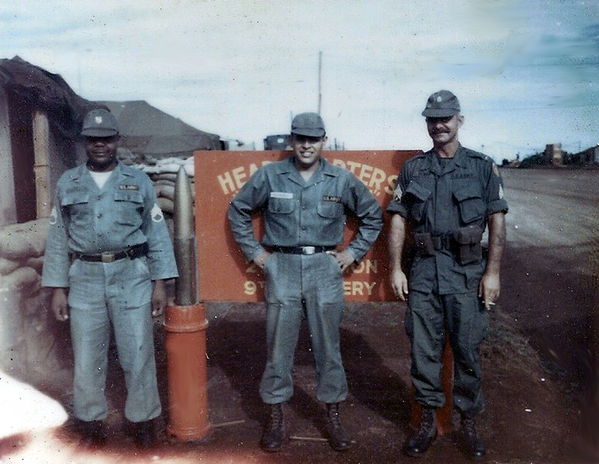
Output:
top-left (253, 251), bottom-right (272, 270)
top-left (327, 249), bottom-right (355, 273)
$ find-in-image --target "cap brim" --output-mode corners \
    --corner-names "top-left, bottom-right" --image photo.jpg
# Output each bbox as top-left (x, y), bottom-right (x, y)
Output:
top-left (422, 108), bottom-right (459, 118)
top-left (81, 128), bottom-right (118, 137)
top-left (290, 129), bottom-right (325, 137)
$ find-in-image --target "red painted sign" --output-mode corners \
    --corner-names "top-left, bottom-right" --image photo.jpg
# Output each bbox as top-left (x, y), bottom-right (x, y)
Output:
top-left (194, 150), bottom-right (418, 302)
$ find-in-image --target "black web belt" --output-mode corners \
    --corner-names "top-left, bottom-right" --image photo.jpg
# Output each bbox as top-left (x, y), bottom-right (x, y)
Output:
top-left (275, 245), bottom-right (337, 255)
top-left (431, 234), bottom-right (453, 250)
top-left (72, 243), bottom-right (148, 263)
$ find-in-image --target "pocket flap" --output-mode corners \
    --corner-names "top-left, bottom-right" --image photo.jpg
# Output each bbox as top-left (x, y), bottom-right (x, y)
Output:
top-left (61, 194), bottom-right (90, 206)
top-left (453, 186), bottom-right (481, 202)
top-left (405, 181), bottom-right (432, 202)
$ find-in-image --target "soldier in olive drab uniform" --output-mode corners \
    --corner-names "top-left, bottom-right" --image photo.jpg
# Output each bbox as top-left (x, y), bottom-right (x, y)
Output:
top-left (387, 91), bottom-right (508, 459)
top-left (42, 108), bottom-right (178, 449)
top-left (228, 112), bottom-right (383, 452)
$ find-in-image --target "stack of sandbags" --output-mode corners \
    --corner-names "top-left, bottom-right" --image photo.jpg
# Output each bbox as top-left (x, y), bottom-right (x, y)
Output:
top-left (0, 219), bottom-right (48, 300)
top-left (131, 156), bottom-right (195, 216)
top-left (0, 219), bottom-right (66, 380)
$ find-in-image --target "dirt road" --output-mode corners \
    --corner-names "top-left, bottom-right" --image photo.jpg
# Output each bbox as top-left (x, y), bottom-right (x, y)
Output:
top-left (501, 169), bottom-right (599, 384)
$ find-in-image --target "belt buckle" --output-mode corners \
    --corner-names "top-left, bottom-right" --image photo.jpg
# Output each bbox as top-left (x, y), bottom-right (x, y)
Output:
top-left (302, 246), bottom-right (316, 255)
top-left (101, 253), bottom-right (116, 263)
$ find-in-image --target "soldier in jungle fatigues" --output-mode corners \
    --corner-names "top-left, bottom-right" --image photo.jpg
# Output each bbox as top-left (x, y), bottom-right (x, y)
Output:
top-left (387, 90), bottom-right (508, 459)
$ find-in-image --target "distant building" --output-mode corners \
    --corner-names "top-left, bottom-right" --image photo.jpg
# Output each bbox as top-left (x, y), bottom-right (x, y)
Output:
top-left (545, 143), bottom-right (563, 166)
top-left (575, 145), bottom-right (599, 165)
top-left (99, 101), bottom-right (222, 163)
top-left (221, 139), bottom-right (256, 151)
top-left (264, 134), bottom-right (290, 150)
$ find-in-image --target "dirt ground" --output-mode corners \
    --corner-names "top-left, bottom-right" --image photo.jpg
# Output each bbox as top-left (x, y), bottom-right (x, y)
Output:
top-left (1, 168), bottom-right (598, 464)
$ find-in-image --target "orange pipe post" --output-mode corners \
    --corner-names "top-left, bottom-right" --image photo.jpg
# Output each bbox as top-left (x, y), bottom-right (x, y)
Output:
top-left (164, 302), bottom-right (210, 440)
top-left (410, 336), bottom-right (454, 435)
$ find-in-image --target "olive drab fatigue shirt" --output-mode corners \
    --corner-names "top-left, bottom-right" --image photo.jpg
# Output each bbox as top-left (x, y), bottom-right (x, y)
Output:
top-left (228, 156), bottom-right (383, 263)
top-left (386, 145), bottom-right (508, 295)
top-left (41, 161), bottom-right (178, 289)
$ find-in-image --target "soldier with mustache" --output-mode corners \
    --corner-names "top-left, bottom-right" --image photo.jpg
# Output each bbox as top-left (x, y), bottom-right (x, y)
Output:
top-left (387, 91), bottom-right (508, 459)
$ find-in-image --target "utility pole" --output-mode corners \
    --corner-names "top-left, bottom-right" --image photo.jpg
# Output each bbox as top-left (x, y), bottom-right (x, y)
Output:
top-left (318, 51), bottom-right (322, 115)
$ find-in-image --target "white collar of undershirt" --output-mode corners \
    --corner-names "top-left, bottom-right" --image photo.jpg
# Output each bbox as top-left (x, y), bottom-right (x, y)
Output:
top-left (88, 169), bottom-right (113, 190)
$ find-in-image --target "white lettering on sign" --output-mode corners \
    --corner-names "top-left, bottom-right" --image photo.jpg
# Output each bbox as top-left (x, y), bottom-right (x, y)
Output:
top-left (350, 259), bottom-right (378, 274)
top-left (244, 279), bottom-right (266, 295)
top-left (331, 159), bottom-right (396, 197)
top-left (343, 281), bottom-right (377, 296)
top-left (218, 161), bottom-right (273, 195)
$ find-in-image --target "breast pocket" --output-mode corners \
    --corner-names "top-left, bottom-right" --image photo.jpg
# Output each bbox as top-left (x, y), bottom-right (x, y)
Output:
top-left (405, 181), bottom-right (431, 223)
top-left (61, 194), bottom-right (91, 227)
top-left (453, 186), bottom-right (485, 224)
top-left (317, 201), bottom-right (344, 219)
top-left (113, 191), bottom-right (144, 226)
top-left (268, 198), bottom-right (296, 214)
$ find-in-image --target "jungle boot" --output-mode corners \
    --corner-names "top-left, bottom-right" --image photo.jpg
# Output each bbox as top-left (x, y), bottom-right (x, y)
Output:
top-left (326, 403), bottom-right (352, 451)
top-left (133, 420), bottom-right (157, 450)
top-left (77, 420), bottom-right (107, 450)
top-left (461, 413), bottom-right (486, 459)
top-left (260, 403), bottom-right (286, 452)
top-left (404, 406), bottom-right (437, 457)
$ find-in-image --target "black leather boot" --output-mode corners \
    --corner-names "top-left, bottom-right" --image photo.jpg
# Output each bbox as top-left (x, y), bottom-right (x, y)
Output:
top-left (134, 420), bottom-right (157, 449)
top-left (77, 420), bottom-right (107, 449)
top-left (260, 403), bottom-right (286, 452)
top-left (461, 414), bottom-right (486, 459)
top-left (326, 403), bottom-right (352, 451)
top-left (404, 407), bottom-right (437, 457)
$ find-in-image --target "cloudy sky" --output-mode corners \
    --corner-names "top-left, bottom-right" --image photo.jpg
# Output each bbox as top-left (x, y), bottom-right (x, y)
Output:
top-left (1, 0), bottom-right (598, 160)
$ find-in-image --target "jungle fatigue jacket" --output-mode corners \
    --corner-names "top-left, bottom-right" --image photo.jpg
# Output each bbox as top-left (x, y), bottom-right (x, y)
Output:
top-left (386, 145), bottom-right (508, 295)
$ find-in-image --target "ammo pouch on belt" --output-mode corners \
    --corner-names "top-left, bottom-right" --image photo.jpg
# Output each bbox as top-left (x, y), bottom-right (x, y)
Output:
top-left (414, 233), bottom-right (437, 257)
top-left (453, 225), bottom-right (483, 265)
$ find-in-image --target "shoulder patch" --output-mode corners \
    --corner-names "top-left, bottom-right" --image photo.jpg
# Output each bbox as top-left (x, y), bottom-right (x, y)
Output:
top-left (49, 206), bottom-right (58, 225)
top-left (393, 185), bottom-right (403, 202)
top-left (151, 203), bottom-right (164, 222)
top-left (492, 163), bottom-right (500, 177)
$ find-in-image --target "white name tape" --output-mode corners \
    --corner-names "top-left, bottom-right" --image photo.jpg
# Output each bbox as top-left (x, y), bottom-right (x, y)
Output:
top-left (270, 192), bottom-right (293, 199)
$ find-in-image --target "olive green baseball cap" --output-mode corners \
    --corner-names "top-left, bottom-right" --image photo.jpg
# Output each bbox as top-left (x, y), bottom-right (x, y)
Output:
top-left (422, 90), bottom-right (461, 118)
top-left (291, 112), bottom-right (326, 137)
top-left (81, 108), bottom-right (119, 137)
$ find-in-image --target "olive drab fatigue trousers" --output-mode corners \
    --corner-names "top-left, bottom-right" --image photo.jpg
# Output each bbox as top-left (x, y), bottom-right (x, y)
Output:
top-left (405, 289), bottom-right (490, 415)
top-left (68, 257), bottom-right (161, 423)
top-left (260, 252), bottom-right (348, 405)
